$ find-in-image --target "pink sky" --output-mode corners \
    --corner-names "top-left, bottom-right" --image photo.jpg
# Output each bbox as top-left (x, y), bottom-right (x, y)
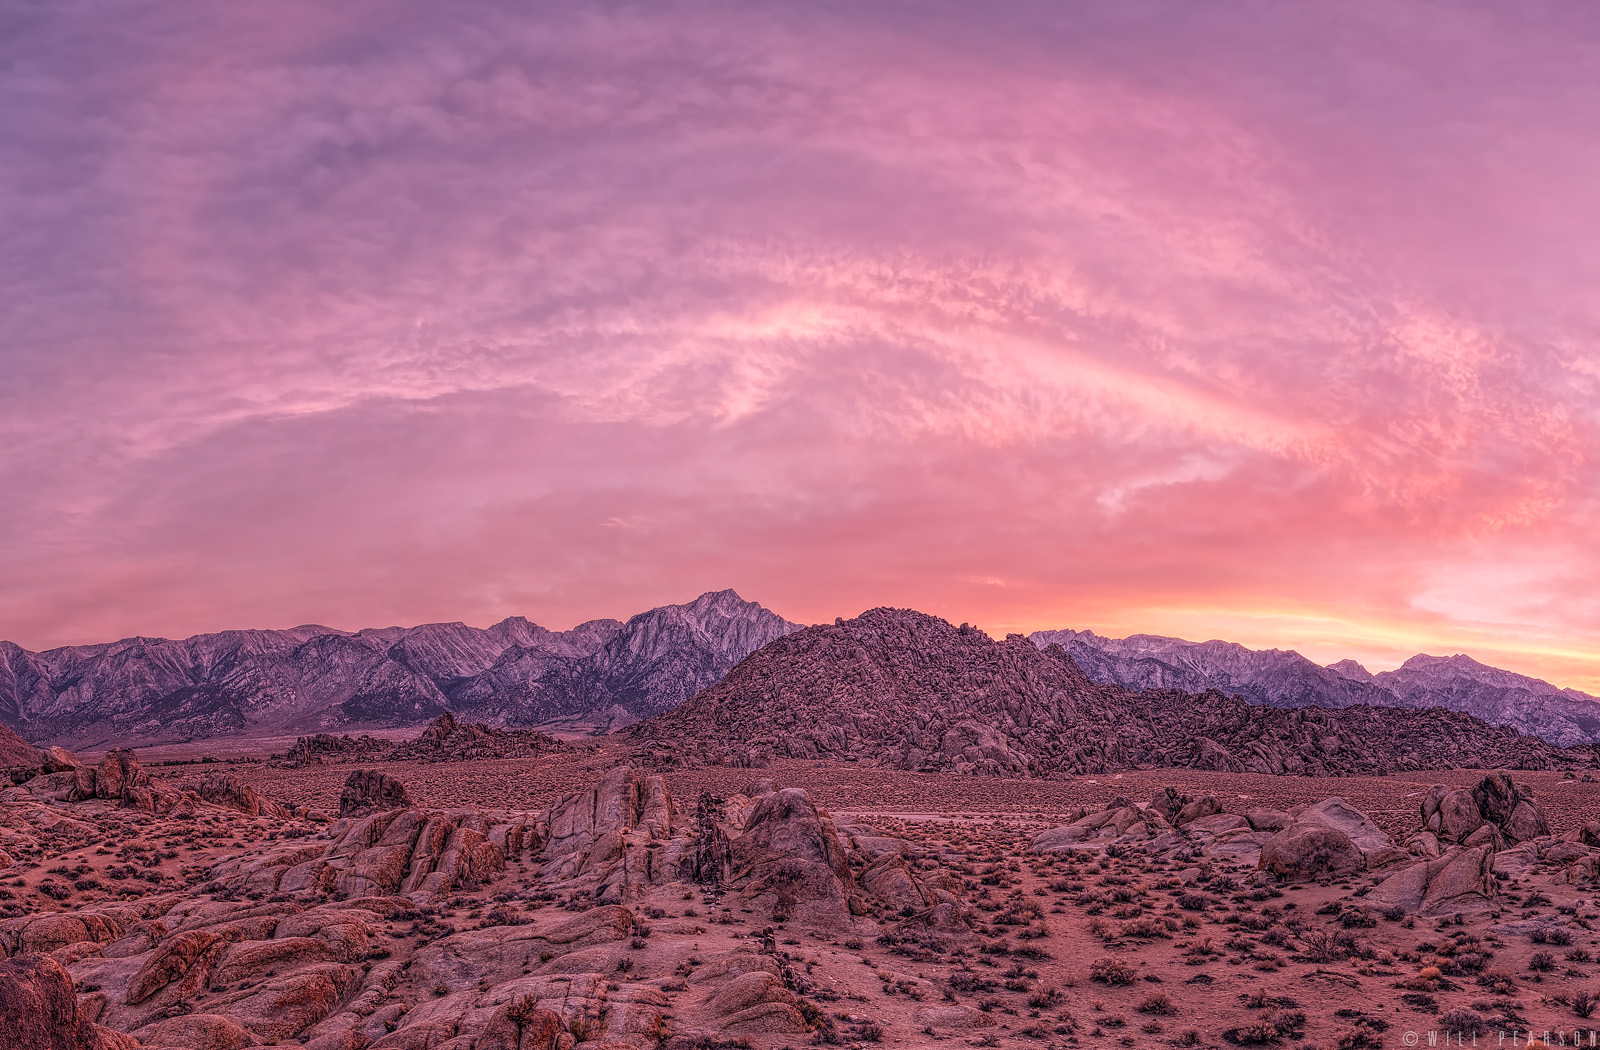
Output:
top-left (2, 2), bottom-right (1598, 688)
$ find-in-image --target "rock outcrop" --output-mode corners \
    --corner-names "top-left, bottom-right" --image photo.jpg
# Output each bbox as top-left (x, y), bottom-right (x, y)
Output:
top-left (0, 955), bottom-right (138, 1050)
top-left (337, 769), bottom-right (412, 817)
top-left (281, 712), bottom-right (576, 768)
top-left (1, 757), bottom-right (968, 1049)
top-left (1419, 774), bottom-right (1552, 850)
top-left (194, 772), bottom-right (294, 819)
top-left (541, 765), bottom-right (679, 902)
top-left (1032, 792), bottom-right (1272, 866)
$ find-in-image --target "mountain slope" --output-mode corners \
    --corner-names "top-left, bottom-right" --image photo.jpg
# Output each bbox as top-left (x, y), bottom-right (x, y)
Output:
top-left (634, 608), bottom-right (1590, 776)
top-left (0, 591), bottom-right (799, 748)
top-left (1031, 629), bottom-right (1600, 746)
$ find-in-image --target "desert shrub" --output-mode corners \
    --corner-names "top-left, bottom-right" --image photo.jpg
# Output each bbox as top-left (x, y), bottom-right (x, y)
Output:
top-left (1530, 951), bottom-right (1557, 972)
top-left (1476, 966), bottom-right (1517, 993)
top-left (1221, 1021), bottom-right (1279, 1045)
top-left (1574, 990), bottom-right (1600, 1019)
top-left (1089, 957), bottom-right (1136, 985)
top-left (1333, 1023), bottom-right (1384, 1049)
top-left (1137, 992), bottom-right (1175, 1015)
top-left (1027, 986), bottom-right (1062, 1008)
top-left (1298, 927), bottom-right (1362, 963)
top-left (1267, 1010), bottom-right (1306, 1037)
top-left (1438, 1009), bottom-right (1490, 1036)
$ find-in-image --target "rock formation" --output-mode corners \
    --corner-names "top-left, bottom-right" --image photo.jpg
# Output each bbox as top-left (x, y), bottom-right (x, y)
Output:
top-left (1368, 847), bottom-right (1497, 916)
top-left (0, 955), bottom-right (137, 1050)
top-left (282, 711), bottom-right (575, 767)
top-left (1, 756), bottom-right (972, 1048)
top-left (1258, 799), bottom-right (1408, 881)
top-left (1414, 773), bottom-right (1552, 854)
top-left (337, 768), bottom-right (413, 817)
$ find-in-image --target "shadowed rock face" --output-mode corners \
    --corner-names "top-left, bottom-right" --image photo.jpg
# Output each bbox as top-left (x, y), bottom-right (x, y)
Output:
top-left (633, 608), bottom-right (1594, 778)
top-left (1, 590), bottom-right (799, 747)
top-left (338, 769), bottom-right (413, 817)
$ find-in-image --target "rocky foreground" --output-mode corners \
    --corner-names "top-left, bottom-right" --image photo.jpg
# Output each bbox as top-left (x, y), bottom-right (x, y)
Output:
top-left (6, 744), bottom-right (1600, 1048)
top-left (633, 608), bottom-right (1595, 776)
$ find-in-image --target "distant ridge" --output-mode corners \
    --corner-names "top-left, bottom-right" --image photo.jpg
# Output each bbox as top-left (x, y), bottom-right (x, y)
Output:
top-left (1031, 629), bottom-right (1600, 746)
top-left (632, 608), bottom-right (1593, 776)
top-left (0, 590), bottom-right (799, 748)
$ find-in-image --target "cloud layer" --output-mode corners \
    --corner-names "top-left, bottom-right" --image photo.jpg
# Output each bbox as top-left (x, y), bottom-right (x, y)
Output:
top-left (3, 1), bottom-right (1598, 687)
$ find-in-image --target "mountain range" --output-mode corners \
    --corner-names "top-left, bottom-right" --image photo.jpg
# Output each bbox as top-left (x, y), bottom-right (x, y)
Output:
top-left (632, 608), bottom-right (1593, 775)
top-left (1032, 629), bottom-right (1600, 747)
top-left (0, 590), bottom-right (799, 748)
top-left (5, 592), bottom-right (1598, 755)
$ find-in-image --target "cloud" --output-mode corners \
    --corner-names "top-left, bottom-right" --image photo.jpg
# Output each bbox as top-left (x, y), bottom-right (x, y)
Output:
top-left (1, 0), bottom-right (1597, 690)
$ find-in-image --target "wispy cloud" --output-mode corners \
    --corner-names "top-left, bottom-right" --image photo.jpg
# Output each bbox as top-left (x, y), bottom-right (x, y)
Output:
top-left (1, 1), bottom-right (1597, 689)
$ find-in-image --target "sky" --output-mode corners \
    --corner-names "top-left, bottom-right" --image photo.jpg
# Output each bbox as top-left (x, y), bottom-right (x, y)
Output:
top-left (2, 1), bottom-right (1598, 689)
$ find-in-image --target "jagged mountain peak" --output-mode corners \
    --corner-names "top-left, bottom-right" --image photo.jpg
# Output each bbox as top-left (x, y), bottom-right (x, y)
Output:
top-left (1326, 658), bottom-right (1375, 682)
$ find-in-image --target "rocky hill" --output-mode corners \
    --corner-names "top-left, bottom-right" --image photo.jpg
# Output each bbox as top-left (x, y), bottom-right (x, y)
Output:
top-left (634, 608), bottom-right (1593, 776)
top-left (1031, 628), bottom-right (1600, 746)
top-left (0, 590), bottom-right (798, 748)
top-left (0, 721), bottom-right (39, 768)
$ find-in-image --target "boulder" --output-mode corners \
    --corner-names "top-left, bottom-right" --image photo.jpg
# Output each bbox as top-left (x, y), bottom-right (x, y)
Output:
top-left (1368, 847), bottom-right (1496, 916)
top-left (1032, 799), bottom-right (1168, 852)
top-left (127, 929), bottom-right (225, 1004)
top-left (729, 787), bottom-right (865, 929)
top-left (1259, 798), bottom-right (1406, 882)
top-left (1175, 795), bottom-right (1222, 825)
top-left (1244, 807), bottom-right (1293, 833)
top-left (1147, 787), bottom-right (1189, 824)
top-left (1259, 825), bottom-right (1366, 882)
top-left (1505, 800), bottom-right (1551, 842)
top-left (1422, 787), bottom-right (1484, 842)
top-left (1422, 776), bottom-right (1550, 845)
top-left (42, 746), bottom-right (79, 772)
